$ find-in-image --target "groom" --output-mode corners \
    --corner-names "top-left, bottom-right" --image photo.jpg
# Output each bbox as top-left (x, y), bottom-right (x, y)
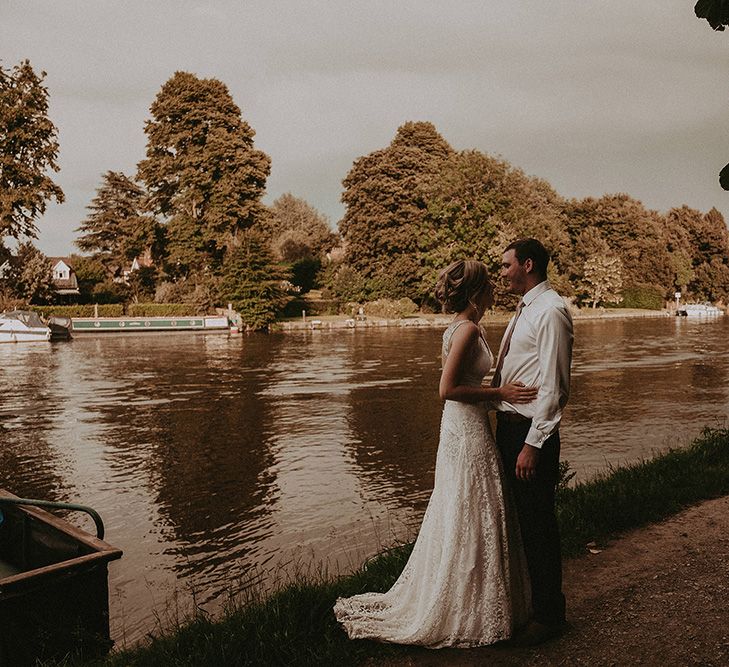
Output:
top-left (492, 238), bottom-right (573, 645)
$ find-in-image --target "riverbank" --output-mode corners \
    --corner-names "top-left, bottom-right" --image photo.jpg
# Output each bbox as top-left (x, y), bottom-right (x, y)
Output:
top-left (56, 427), bottom-right (729, 667)
top-left (276, 307), bottom-right (671, 332)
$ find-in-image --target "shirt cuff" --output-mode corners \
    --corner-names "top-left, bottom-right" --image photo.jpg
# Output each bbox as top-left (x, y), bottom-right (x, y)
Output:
top-left (525, 426), bottom-right (548, 449)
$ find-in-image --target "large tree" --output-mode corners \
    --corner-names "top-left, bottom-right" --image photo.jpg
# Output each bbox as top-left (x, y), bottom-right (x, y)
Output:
top-left (419, 149), bottom-right (570, 303)
top-left (563, 194), bottom-right (673, 294)
top-left (137, 71), bottom-right (270, 275)
top-left (0, 60), bottom-right (64, 241)
top-left (339, 121), bottom-right (453, 300)
top-left (76, 170), bottom-right (159, 270)
top-left (262, 193), bottom-right (337, 262)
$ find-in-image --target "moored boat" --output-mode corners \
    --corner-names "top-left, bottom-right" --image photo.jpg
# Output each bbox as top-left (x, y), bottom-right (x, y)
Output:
top-left (0, 310), bottom-right (51, 343)
top-left (0, 490), bottom-right (121, 665)
top-left (47, 314), bottom-right (73, 340)
top-left (71, 315), bottom-right (230, 334)
top-left (676, 303), bottom-right (724, 318)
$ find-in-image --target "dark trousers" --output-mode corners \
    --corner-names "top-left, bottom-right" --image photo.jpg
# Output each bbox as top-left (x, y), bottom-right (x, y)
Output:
top-left (496, 416), bottom-right (566, 626)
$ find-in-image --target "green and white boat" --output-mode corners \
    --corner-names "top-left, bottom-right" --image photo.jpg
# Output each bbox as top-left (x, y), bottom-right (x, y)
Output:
top-left (71, 315), bottom-right (230, 334)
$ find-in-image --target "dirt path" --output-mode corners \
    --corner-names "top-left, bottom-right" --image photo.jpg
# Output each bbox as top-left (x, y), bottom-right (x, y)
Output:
top-left (371, 495), bottom-right (729, 667)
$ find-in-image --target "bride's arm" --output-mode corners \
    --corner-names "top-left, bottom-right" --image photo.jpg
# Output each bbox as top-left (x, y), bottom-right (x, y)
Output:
top-left (439, 323), bottom-right (538, 404)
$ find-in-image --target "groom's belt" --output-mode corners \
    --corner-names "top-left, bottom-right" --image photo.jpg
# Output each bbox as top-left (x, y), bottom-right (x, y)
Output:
top-left (496, 411), bottom-right (531, 424)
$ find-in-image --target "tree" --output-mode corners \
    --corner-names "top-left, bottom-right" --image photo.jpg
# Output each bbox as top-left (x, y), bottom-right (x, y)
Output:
top-left (218, 230), bottom-right (288, 330)
top-left (563, 194), bottom-right (672, 294)
top-left (0, 60), bottom-right (64, 241)
top-left (695, 0), bottom-right (729, 31)
top-left (5, 242), bottom-right (55, 303)
top-left (581, 254), bottom-right (623, 308)
top-left (419, 149), bottom-right (570, 304)
top-left (263, 193), bottom-right (337, 262)
top-left (76, 171), bottom-right (160, 271)
top-left (339, 121), bottom-right (453, 300)
top-left (137, 71), bottom-right (270, 275)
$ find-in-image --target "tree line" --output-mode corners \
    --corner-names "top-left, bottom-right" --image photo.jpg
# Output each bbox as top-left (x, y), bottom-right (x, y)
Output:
top-left (2, 60), bottom-right (729, 329)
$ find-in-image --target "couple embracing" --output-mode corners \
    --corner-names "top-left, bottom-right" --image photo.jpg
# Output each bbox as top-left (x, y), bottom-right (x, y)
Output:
top-left (334, 238), bottom-right (574, 649)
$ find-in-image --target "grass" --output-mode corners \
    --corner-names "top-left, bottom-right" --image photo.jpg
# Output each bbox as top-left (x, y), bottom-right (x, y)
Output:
top-left (47, 427), bottom-right (729, 667)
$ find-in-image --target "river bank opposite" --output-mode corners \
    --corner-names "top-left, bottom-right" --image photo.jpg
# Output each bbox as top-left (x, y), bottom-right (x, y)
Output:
top-left (276, 307), bottom-right (671, 332)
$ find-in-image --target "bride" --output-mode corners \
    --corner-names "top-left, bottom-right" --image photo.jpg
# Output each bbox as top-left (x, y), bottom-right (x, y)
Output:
top-left (334, 259), bottom-right (535, 648)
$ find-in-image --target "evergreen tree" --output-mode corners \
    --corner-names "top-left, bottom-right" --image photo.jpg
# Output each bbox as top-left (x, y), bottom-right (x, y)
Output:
top-left (218, 230), bottom-right (288, 330)
top-left (137, 71), bottom-right (270, 275)
top-left (76, 171), bottom-right (159, 271)
top-left (0, 60), bottom-right (64, 241)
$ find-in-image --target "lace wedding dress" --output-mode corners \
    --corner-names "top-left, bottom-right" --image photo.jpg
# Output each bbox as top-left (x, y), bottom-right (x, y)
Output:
top-left (334, 320), bottom-right (530, 648)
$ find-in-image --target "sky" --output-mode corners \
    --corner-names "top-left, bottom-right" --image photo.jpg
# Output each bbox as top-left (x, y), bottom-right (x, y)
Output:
top-left (3, 1), bottom-right (729, 257)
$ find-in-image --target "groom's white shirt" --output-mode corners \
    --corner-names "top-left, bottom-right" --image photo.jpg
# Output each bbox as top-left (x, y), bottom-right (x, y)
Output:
top-left (494, 280), bottom-right (573, 448)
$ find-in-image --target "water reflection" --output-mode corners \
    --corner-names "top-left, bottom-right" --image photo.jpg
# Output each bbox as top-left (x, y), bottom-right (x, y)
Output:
top-left (1, 317), bottom-right (728, 645)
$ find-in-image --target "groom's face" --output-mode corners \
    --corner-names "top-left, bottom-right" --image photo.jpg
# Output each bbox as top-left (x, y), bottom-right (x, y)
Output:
top-left (500, 249), bottom-right (529, 295)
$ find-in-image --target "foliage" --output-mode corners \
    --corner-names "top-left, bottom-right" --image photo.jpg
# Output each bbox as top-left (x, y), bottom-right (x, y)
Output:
top-left (663, 206), bottom-right (729, 301)
top-left (91, 279), bottom-right (128, 305)
top-left (263, 193), bottom-right (338, 262)
top-left (419, 149), bottom-right (569, 305)
top-left (76, 171), bottom-right (160, 271)
top-left (290, 257), bottom-right (321, 293)
top-left (3, 241), bottom-right (56, 304)
top-left (126, 303), bottom-right (211, 317)
top-left (620, 284), bottom-right (664, 310)
top-left (581, 253), bottom-right (623, 308)
top-left (362, 298), bottom-right (419, 319)
top-left (218, 230), bottom-right (289, 330)
top-left (0, 60), bottom-right (64, 241)
top-left (138, 71), bottom-right (270, 276)
top-left (695, 0), bottom-right (729, 31)
top-left (339, 121), bottom-right (453, 301)
top-left (32, 304), bottom-right (124, 318)
top-left (127, 266), bottom-right (158, 303)
top-left (70, 254), bottom-right (108, 303)
top-left (563, 194), bottom-right (672, 296)
top-left (320, 264), bottom-right (369, 303)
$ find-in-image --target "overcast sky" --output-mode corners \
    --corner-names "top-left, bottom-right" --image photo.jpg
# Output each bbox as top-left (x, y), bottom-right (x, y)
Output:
top-left (3, 1), bottom-right (729, 257)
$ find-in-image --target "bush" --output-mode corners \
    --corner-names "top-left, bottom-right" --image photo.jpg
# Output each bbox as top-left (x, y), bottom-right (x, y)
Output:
top-left (127, 303), bottom-right (206, 317)
top-left (363, 298), bottom-right (419, 319)
top-left (620, 284), bottom-right (664, 310)
top-left (31, 304), bottom-right (124, 318)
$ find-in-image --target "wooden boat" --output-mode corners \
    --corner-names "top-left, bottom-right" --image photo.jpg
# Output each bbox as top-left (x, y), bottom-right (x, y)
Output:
top-left (0, 490), bottom-right (121, 665)
top-left (0, 310), bottom-right (51, 343)
top-left (71, 315), bottom-right (229, 334)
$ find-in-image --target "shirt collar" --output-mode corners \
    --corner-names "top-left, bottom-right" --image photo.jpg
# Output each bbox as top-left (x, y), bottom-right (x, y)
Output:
top-left (521, 280), bottom-right (550, 307)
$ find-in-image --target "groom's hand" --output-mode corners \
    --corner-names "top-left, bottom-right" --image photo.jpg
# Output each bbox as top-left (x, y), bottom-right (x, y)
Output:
top-left (516, 444), bottom-right (540, 482)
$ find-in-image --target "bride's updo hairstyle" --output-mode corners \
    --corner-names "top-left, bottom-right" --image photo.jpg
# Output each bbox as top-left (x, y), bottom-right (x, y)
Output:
top-left (434, 259), bottom-right (493, 314)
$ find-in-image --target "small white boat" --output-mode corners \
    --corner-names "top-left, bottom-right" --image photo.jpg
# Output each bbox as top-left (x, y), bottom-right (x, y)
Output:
top-left (0, 310), bottom-right (51, 343)
top-left (677, 303), bottom-right (724, 318)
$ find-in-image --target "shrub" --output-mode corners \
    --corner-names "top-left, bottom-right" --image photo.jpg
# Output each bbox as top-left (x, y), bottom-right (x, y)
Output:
top-left (31, 304), bottom-right (124, 318)
top-left (363, 298), bottom-right (419, 319)
top-left (127, 303), bottom-right (207, 317)
top-left (620, 284), bottom-right (664, 310)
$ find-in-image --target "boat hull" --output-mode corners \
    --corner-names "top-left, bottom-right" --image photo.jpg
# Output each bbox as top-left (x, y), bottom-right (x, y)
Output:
top-left (71, 315), bottom-right (229, 334)
top-left (0, 491), bottom-right (122, 664)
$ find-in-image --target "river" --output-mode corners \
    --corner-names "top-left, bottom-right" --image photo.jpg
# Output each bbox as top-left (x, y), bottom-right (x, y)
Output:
top-left (1, 315), bottom-right (728, 646)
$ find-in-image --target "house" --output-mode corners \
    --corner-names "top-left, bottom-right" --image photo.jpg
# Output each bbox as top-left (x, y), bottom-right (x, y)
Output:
top-left (48, 257), bottom-right (80, 296)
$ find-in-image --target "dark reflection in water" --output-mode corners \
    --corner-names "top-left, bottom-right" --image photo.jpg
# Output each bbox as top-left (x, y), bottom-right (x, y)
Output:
top-left (0, 317), bottom-right (727, 645)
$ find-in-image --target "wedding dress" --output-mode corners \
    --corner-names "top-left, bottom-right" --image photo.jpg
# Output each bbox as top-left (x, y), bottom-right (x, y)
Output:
top-left (334, 320), bottom-right (530, 648)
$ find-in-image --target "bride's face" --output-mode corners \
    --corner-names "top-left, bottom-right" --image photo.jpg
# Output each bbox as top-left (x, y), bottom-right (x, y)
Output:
top-left (472, 287), bottom-right (494, 318)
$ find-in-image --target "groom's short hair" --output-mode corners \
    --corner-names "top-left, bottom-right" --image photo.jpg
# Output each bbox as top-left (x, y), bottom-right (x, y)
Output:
top-left (505, 238), bottom-right (550, 278)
